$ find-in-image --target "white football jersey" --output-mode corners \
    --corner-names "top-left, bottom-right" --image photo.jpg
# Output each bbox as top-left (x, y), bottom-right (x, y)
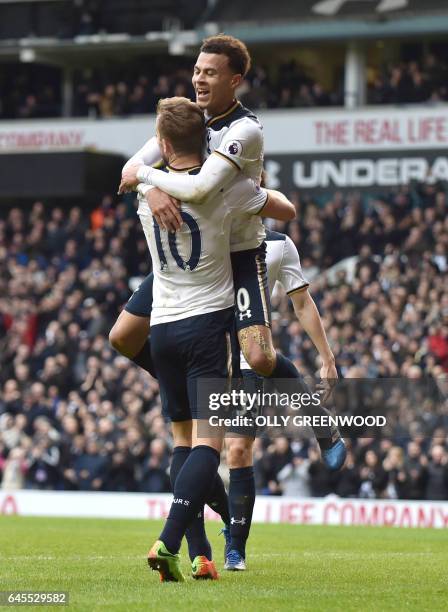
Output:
top-left (240, 229), bottom-right (309, 370)
top-left (126, 101), bottom-right (266, 252)
top-left (138, 165), bottom-right (268, 326)
top-left (205, 101), bottom-right (266, 252)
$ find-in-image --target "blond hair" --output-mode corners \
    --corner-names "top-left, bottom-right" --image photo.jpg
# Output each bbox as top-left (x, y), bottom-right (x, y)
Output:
top-left (156, 97), bottom-right (205, 156)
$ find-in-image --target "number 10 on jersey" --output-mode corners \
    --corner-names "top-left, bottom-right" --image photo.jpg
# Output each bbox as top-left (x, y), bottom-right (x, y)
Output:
top-left (153, 212), bottom-right (202, 272)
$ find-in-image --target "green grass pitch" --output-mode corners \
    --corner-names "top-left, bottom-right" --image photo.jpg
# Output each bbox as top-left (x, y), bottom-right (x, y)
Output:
top-left (1, 516), bottom-right (447, 611)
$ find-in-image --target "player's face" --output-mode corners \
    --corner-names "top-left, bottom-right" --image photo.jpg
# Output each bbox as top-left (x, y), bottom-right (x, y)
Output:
top-left (192, 52), bottom-right (241, 116)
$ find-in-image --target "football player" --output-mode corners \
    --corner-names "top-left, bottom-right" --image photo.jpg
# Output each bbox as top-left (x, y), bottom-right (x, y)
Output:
top-left (137, 97), bottom-right (296, 582)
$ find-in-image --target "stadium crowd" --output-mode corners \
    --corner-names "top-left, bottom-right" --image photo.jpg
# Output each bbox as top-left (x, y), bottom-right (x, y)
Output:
top-left (0, 182), bottom-right (447, 498)
top-left (367, 55), bottom-right (448, 105)
top-left (2, 52), bottom-right (448, 119)
top-left (0, 58), bottom-right (340, 121)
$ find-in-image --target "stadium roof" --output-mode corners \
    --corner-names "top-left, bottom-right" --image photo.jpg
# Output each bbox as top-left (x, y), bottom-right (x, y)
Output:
top-left (1, 0), bottom-right (448, 63)
top-left (202, 0), bottom-right (448, 42)
top-left (207, 0), bottom-right (448, 23)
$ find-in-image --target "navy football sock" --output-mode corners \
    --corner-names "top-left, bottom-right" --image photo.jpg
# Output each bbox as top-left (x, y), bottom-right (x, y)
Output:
top-left (269, 352), bottom-right (301, 379)
top-left (185, 506), bottom-right (211, 561)
top-left (206, 473), bottom-right (230, 526)
top-left (169, 446), bottom-right (190, 489)
top-left (269, 353), bottom-right (333, 445)
top-left (169, 446), bottom-right (211, 561)
top-left (160, 445), bottom-right (220, 555)
top-left (228, 466), bottom-right (255, 558)
top-left (132, 338), bottom-right (157, 378)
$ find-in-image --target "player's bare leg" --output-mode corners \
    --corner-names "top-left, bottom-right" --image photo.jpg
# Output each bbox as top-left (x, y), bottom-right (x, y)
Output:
top-left (109, 310), bottom-right (149, 358)
top-left (227, 436), bottom-right (253, 469)
top-left (238, 324), bottom-right (276, 376)
top-left (171, 420), bottom-right (192, 448)
top-left (192, 418), bottom-right (226, 455)
top-left (109, 311), bottom-right (157, 377)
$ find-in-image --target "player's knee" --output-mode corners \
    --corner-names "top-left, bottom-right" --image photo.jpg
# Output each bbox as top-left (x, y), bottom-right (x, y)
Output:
top-left (108, 324), bottom-right (129, 355)
top-left (172, 421), bottom-right (192, 447)
top-left (243, 345), bottom-right (275, 377)
top-left (227, 440), bottom-right (253, 468)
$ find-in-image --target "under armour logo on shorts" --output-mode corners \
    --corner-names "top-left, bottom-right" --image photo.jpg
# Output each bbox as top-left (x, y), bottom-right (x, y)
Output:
top-left (239, 310), bottom-right (252, 321)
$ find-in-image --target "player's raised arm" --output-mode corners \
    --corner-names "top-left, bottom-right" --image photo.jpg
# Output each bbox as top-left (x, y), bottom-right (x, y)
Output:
top-left (119, 136), bottom-right (162, 193)
top-left (134, 152), bottom-right (236, 203)
top-left (123, 136), bottom-right (161, 169)
top-left (118, 134), bottom-right (158, 186)
top-left (126, 119), bottom-right (263, 204)
top-left (279, 236), bottom-right (337, 397)
top-left (291, 289), bottom-right (336, 376)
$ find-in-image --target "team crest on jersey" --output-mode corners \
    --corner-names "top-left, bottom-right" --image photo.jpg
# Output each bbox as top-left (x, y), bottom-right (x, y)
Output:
top-left (226, 140), bottom-right (243, 157)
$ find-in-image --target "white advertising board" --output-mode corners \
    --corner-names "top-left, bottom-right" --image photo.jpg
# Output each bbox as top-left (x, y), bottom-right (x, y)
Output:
top-left (1, 491), bottom-right (447, 528)
top-left (1, 106), bottom-right (448, 157)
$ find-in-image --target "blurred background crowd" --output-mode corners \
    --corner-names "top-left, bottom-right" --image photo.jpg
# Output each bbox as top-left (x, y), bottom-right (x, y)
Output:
top-left (367, 55), bottom-right (448, 105)
top-left (0, 181), bottom-right (447, 497)
top-left (2, 52), bottom-right (448, 120)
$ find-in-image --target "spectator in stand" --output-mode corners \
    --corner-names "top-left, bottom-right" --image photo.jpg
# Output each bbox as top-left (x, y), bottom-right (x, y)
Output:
top-left (71, 439), bottom-right (110, 491)
top-left (403, 441), bottom-right (427, 500)
top-left (359, 450), bottom-right (388, 499)
top-left (424, 445), bottom-right (448, 501)
top-left (1, 446), bottom-right (29, 490)
top-left (277, 453), bottom-right (311, 497)
top-left (139, 439), bottom-right (171, 493)
top-left (334, 449), bottom-right (360, 498)
top-left (308, 446), bottom-right (334, 497)
top-left (27, 432), bottom-right (60, 490)
top-left (256, 437), bottom-right (294, 495)
top-left (383, 446), bottom-right (408, 499)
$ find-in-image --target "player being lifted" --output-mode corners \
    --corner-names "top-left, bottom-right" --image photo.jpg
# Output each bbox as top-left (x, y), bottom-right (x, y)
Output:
top-left (224, 228), bottom-right (338, 569)
top-left (134, 96), bottom-right (296, 582)
top-left (118, 35), bottom-right (346, 474)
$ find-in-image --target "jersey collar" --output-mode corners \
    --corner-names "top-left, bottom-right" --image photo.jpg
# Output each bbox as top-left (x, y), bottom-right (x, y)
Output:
top-left (167, 164), bottom-right (202, 174)
top-left (205, 100), bottom-right (241, 128)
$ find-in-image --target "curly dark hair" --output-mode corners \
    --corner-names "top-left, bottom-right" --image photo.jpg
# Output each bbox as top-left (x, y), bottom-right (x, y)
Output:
top-left (200, 34), bottom-right (251, 77)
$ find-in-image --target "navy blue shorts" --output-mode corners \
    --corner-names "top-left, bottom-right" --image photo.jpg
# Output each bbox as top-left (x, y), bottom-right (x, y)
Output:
top-left (150, 307), bottom-right (235, 422)
top-left (124, 273), bottom-right (153, 317)
top-left (124, 243), bottom-right (271, 332)
top-left (231, 242), bottom-right (271, 332)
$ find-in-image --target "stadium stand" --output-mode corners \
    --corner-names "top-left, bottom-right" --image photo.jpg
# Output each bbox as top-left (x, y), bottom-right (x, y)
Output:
top-left (3, 50), bottom-right (448, 119)
top-left (1, 184), bottom-right (447, 497)
top-left (0, 57), bottom-right (340, 120)
top-left (367, 55), bottom-right (448, 105)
